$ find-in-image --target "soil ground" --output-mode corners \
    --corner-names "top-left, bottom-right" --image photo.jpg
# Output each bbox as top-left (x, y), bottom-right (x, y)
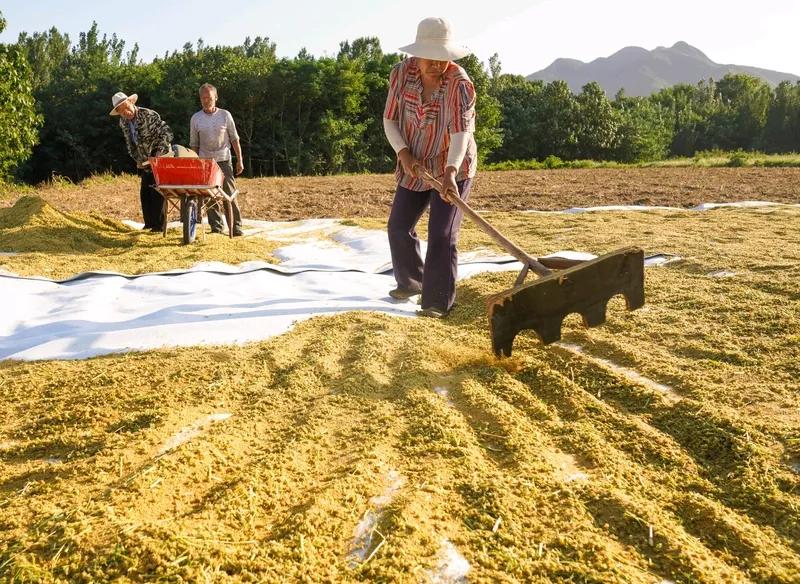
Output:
top-left (4, 167), bottom-right (799, 221)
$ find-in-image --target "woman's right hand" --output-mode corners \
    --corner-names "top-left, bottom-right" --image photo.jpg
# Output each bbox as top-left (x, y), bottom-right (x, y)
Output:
top-left (397, 148), bottom-right (421, 177)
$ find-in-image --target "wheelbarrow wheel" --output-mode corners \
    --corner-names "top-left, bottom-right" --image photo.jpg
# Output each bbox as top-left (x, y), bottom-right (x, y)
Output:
top-left (181, 196), bottom-right (198, 245)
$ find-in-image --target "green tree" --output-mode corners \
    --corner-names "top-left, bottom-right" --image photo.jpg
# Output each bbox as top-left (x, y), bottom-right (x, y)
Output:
top-left (613, 96), bottom-right (672, 162)
top-left (489, 75), bottom-right (544, 162)
top-left (337, 38), bottom-right (400, 173)
top-left (0, 12), bottom-right (43, 179)
top-left (264, 55), bottom-right (327, 175)
top-left (223, 37), bottom-right (277, 175)
top-left (315, 56), bottom-right (369, 173)
top-left (458, 54), bottom-right (502, 161)
top-left (575, 82), bottom-right (619, 159)
top-left (763, 81), bottom-right (800, 153)
top-left (15, 27), bottom-right (71, 90)
top-left (488, 53), bottom-right (502, 93)
top-left (651, 80), bottom-right (723, 156)
top-left (537, 80), bottom-right (579, 159)
top-left (709, 74), bottom-right (771, 150)
top-left (21, 22), bottom-right (147, 181)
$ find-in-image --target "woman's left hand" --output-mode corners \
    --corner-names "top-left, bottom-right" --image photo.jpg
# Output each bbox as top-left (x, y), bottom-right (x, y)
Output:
top-left (440, 167), bottom-right (458, 204)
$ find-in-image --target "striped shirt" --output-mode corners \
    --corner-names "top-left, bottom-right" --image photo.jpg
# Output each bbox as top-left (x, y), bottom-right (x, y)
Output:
top-left (384, 57), bottom-right (477, 191)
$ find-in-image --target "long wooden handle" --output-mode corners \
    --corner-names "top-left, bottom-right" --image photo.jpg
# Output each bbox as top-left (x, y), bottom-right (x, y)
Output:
top-left (419, 169), bottom-right (552, 277)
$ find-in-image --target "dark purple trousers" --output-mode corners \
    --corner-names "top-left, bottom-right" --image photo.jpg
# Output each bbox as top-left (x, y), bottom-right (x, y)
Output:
top-left (387, 178), bottom-right (472, 312)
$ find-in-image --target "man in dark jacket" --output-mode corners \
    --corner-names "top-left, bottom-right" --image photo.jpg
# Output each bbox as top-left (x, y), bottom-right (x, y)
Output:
top-left (111, 92), bottom-right (173, 231)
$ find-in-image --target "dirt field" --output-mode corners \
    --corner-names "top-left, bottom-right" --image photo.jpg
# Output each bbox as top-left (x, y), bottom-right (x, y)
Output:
top-left (6, 166), bottom-right (799, 221)
top-left (1, 168), bottom-right (799, 582)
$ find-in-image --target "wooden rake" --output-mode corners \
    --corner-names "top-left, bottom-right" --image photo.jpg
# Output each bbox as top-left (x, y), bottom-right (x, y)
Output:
top-left (419, 169), bottom-right (645, 356)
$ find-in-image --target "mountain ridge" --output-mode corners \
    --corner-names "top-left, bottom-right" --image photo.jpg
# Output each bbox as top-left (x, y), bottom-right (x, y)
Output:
top-left (526, 42), bottom-right (800, 96)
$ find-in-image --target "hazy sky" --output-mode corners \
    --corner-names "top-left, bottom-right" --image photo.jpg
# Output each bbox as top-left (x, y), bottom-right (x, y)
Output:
top-left (1, 0), bottom-right (798, 76)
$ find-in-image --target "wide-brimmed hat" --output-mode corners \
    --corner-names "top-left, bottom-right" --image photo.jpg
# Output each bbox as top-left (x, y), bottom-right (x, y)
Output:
top-left (398, 17), bottom-right (470, 61)
top-left (109, 92), bottom-right (138, 116)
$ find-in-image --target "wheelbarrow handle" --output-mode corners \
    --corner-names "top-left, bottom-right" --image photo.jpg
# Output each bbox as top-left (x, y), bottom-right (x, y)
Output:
top-left (417, 168), bottom-right (553, 278)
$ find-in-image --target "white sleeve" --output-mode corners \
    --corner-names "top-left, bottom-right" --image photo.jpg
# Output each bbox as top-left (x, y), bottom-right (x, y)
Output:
top-left (189, 114), bottom-right (199, 150)
top-left (446, 131), bottom-right (471, 169)
top-left (226, 110), bottom-right (240, 143)
top-left (383, 117), bottom-right (408, 154)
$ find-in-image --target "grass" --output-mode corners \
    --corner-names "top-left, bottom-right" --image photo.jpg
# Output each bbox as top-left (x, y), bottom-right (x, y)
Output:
top-left (0, 192), bottom-right (799, 582)
top-left (0, 178), bottom-right (33, 203)
top-left (483, 150), bottom-right (800, 171)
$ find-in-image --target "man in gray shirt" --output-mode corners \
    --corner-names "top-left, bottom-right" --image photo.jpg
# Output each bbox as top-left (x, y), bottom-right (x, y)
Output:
top-left (189, 83), bottom-right (244, 236)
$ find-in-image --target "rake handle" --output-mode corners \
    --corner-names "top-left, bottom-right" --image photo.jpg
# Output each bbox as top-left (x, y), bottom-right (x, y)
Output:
top-left (418, 169), bottom-right (553, 278)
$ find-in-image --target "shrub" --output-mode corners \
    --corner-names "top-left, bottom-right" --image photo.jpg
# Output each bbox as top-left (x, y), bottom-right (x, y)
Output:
top-left (727, 151), bottom-right (749, 167)
top-left (543, 155), bottom-right (563, 169)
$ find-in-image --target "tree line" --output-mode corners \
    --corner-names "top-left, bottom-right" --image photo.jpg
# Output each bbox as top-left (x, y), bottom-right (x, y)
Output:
top-left (2, 15), bottom-right (800, 183)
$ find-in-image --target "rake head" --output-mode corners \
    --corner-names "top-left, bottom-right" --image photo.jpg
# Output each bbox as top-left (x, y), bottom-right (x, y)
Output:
top-left (488, 247), bottom-right (645, 357)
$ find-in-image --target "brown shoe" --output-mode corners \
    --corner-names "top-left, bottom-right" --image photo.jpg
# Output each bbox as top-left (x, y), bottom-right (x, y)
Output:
top-left (417, 307), bottom-right (448, 319)
top-left (389, 286), bottom-right (422, 300)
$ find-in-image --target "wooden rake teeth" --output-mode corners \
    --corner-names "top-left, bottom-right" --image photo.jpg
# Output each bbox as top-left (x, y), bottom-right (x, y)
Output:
top-left (412, 169), bottom-right (646, 358)
top-left (488, 247), bottom-right (645, 357)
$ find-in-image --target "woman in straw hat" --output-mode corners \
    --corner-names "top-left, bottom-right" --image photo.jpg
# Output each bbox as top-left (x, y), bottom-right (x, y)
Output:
top-left (110, 92), bottom-right (173, 231)
top-left (383, 17), bottom-right (478, 319)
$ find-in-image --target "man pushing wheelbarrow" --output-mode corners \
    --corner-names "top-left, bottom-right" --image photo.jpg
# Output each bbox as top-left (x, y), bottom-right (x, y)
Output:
top-left (110, 91), bottom-right (173, 231)
top-left (110, 90), bottom-right (240, 245)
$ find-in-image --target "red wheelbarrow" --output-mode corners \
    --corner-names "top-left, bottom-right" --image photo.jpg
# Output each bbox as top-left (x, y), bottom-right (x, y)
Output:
top-left (149, 157), bottom-right (238, 244)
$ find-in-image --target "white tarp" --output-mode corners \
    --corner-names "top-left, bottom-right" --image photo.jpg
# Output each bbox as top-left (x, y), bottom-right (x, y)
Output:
top-left (522, 200), bottom-right (800, 214)
top-left (8, 198), bottom-right (784, 362)
top-left (1, 221), bottom-right (533, 361)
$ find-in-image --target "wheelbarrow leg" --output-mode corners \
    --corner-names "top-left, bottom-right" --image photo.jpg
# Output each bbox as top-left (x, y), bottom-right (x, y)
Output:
top-left (199, 196), bottom-right (206, 241)
top-left (225, 198), bottom-right (234, 238)
top-left (161, 197), bottom-right (168, 237)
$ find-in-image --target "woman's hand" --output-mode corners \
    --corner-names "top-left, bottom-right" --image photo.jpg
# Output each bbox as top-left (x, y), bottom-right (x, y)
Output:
top-left (397, 148), bottom-right (422, 177)
top-left (439, 166), bottom-right (459, 204)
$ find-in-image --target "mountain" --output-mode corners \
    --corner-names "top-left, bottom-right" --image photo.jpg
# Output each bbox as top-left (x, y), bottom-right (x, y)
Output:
top-left (526, 42), bottom-right (800, 97)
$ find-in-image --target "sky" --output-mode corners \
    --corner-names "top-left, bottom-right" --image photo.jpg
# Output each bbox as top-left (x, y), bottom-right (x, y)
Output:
top-left (1, 0), bottom-right (798, 76)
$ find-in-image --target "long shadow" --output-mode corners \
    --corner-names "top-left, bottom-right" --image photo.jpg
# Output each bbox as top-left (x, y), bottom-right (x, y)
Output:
top-left (0, 225), bottom-right (128, 253)
top-left (0, 435), bottom-right (109, 507)
top-left (582, 493), bottom-right (729, 582)
top-left (0, 438), bottom-right (105, 467)
top-left (340, 314), bottom-right (516, 467)
top-left (177, 330), bottom-right (411, 548)
top-left (649, 404), bottom-right (800, 550)
top-left (518, 354), bottom-right (800, 555)
top-left (0, 464), bottom-right (77, 496)
top-left (670, 493), bottom-right (768, 580)
top-left (105, 412), bottom-right (161, 435)
top-left (12, 412), bottom-right (162, 452)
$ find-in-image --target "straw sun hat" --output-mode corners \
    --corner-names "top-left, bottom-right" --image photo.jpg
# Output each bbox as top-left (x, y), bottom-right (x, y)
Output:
top-left (109, 92), bottom-right (138, 116)
top-left (398, 17), bottom-right (471, 61)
